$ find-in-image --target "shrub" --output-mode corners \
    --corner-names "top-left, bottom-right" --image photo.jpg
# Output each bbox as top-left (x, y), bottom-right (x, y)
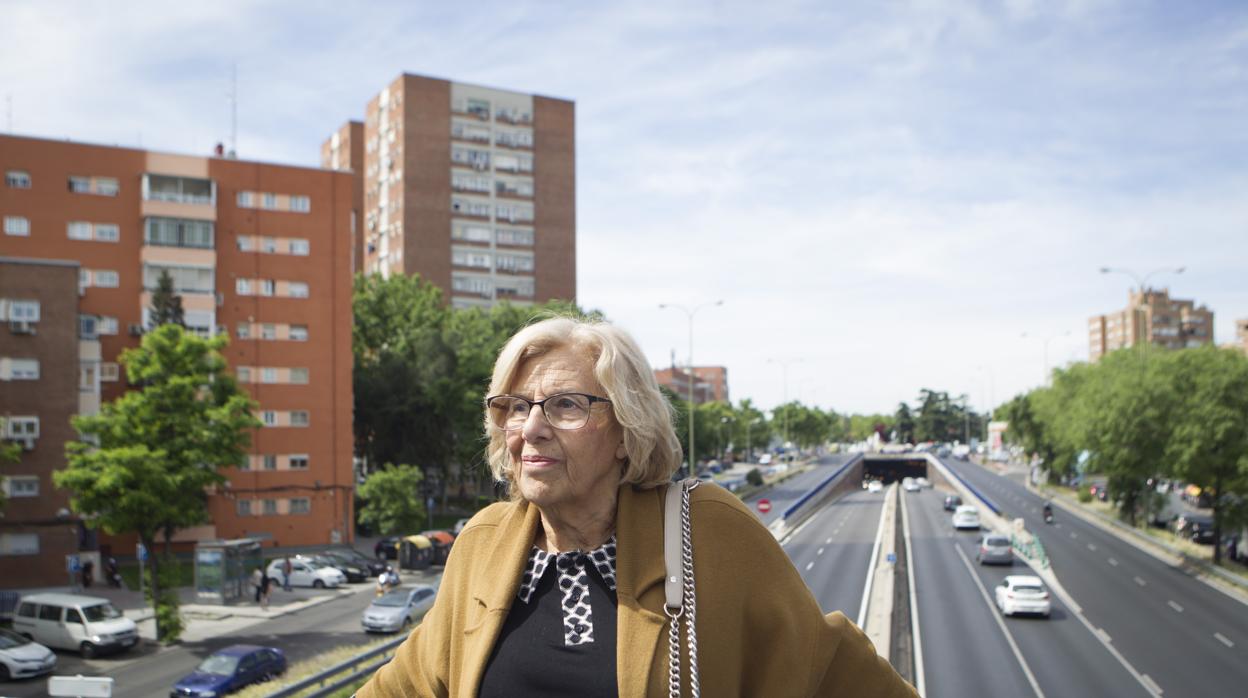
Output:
top-left (1077, 489), bottom-right (1093, 504)
top-left (746, 468), bottom-right (764, 487)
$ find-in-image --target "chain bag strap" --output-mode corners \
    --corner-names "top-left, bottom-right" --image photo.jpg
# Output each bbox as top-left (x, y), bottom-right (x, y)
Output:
top-left (664, 478), bottom-right (700, 698)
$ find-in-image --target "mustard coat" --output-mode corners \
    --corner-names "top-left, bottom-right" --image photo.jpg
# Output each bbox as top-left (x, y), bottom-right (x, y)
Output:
top-left (357, 483), bottom-right (917, 697)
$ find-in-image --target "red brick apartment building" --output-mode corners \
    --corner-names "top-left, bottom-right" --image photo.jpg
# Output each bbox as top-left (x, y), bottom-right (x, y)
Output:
top-left (322, 73), bottom-right (577, 308)
top-left (1088, 287), bottom-right (1215, 361)
top-left (654, 366), bottom-right (729, 405)
top-left (0, 134), bottom-right (355, 588)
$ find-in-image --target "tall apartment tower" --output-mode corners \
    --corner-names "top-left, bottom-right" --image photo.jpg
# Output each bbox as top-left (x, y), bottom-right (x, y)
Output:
top-left (0, 134), bottom-right (355, 586)
top-left (322, 73), bottom-right (576, 308)
top-left (1088, 287), bottom-right (1215, 361)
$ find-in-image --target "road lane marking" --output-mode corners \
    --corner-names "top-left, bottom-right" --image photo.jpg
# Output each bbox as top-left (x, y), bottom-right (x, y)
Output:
top-left (1087, 543), bottom-right (1097, 551)
top-left (1096, 628), bottom-right (1112, 643)
top-left (1134, 577), bottom-right (1146, 587)
top-left (825, 538), bottom-right (832, 545)
top-left (806, 561), bottom-right (814, 571)
top-left (1167, 600), bottom-right (1184, 613)
top-left (1215, 633), bottom-right (1234, 648)
top-left (818, 547), bottom-right (824, 556)
top-left (1141, 675), bottom-right (1163, 695)
top-left (1071, 532), bottom-right (1078, 539)
top-left (1108, 558), bottom-right (1118, 567)
top-left (953, 544), bottom-right (1046, 698)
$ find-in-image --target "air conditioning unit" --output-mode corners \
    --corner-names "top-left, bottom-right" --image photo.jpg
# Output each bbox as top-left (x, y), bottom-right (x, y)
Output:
top-left (128, 324), bottom-right (145, 337)
top-left (9, 320), bottom-right (36, 335)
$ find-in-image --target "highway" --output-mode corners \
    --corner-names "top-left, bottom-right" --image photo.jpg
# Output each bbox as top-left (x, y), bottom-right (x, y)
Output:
top-left (744, 452), bottom-right (854, 527)
top-left (785, 487), bottom-right (885, 620)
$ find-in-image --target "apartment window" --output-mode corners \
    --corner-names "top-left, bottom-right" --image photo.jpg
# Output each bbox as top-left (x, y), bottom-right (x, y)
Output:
top-left (466, 97), bottom-right (490, 118)
top-left (68, 221), bottom-right (93, 240)
top-left (100, 363), bottom-right (120, 382)
top-left (79, 315), bottom-right (98, 339)
top-left (7, 301), bottom-right (39, 322)
top-left (260, 367), bottom-right (277, 384)
top-left (452, 250), bottom-right (492, 269)
top-left (79, 363), bottom-right (98, 393)
top-left (288, 325), bottom-right (308, 341)
top-left (262, 499), bottom-right (278, 515)
top-left (94, 270), bottom-right (119, 288)
top-left (262, 455), bottom-right (277, 471)
top-left (452, 198), bottom-right (491, 217)
top-left (289, 239), bottom-right (310, 256)
top-left (5, 170), bottom-right (31, 188)
top-left (452, 173), bottom-right (492, 193)
top-left (236, 500), bottom-right (252, 517)
top-left (260, 237), bottom-right (277, 253)
top-left (288, 282), bottom-right (309, 298)
top-left (95, 224), bottom-right (120, 242)
top-left (3, 216), bottom-right (29, 236)
top-left (0, 533), bottom-right (39, 556)
top-left (236, 323), bottom-right (251, 339)
top-left (97, 316), bottom-right (119, 335)
top-left (451, 147), bottom-right (490, 170)
top-left (289, 368), bottom-right (308, 384)
top-left (68, 176), bottom-right (91, 193)
top-left (145, 217), bottom-right (214, 248)
top-left (262, 193), bottom-right (277, 210)
top-left (237, 366), bottom-right (252, 383)
top-left (289, 498), bottom-right (310, 514)
top-left (237, 191), bottom-right (254, 208)
top-left (4, 416), bottom-right (39, 439)
top-left (236, 278), bottom-right (253, 295)
top-left (3, 476), bottom-right (39, 498)
top-left (496, 228), bottom-right (534, 246)
top-left (144, 264), bottom-right (213, 294)
top-left (95, 178), bottom-right (119, 196)
top-left (261, 324), bottom-right (277, 340)
top-left (496, 203), bottom-right (533, 223)
top-left (289, 455), bottom-right (309, 470)
top-left (256, 279), bottom-right (273, 297)
top-left (2, 359), bottom-right (40, 380)
top-left (290, 411), bottom-right (309, 427)
top-left (145, 174), bottom-right (214, 204)
top-left (452, 224), bottom-right (492, 243)
top-left (261, 411), bottom-right (277, 426)
top-left (237, 236), bottom-right (254, 252)
top-left (289, 196), bottom-right (311, 213)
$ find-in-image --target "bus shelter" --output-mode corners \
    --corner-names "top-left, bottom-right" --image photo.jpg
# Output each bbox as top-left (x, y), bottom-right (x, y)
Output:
top-left (399, 535), bottom-right (433, 570)
top-left (194, 538), bottom-right (264, 604)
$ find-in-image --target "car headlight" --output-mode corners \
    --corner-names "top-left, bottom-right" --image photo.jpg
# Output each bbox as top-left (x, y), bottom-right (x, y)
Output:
top-left (91, 634), bottom-right (104, 643)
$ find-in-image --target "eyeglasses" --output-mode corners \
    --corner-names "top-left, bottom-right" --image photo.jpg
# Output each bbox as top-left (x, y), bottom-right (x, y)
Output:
top-left (485, 392), bottom-right (613, 431)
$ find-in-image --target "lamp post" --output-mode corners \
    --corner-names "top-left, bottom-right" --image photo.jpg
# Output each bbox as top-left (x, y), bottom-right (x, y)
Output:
top-left (659, 300), bottom-right (723, 476)
top-left (767, 358), bottom-right (803, 451)
top-left (1020, 330), bottom-right (1071, 385)
top-left (746, 417), bottom-right (760, 463)
top-left (1099, 265), bottom-right (1185, 352)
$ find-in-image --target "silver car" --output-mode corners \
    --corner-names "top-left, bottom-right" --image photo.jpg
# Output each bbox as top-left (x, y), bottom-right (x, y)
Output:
top-left (361, 585), bottom-right (437, 633)
top-left (976, 533), bottom-right (1013, 565)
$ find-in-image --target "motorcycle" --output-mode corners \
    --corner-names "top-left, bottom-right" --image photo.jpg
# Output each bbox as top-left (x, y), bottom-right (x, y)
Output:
top-left (1043, 507), bottom-right (1054, 524)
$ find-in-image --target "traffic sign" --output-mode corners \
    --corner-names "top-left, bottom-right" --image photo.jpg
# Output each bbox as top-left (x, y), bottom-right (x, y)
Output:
top-left (66, 555), bottom-right (81, 573)
top-left (757, 499), bottom-right (772, 514)
top-left (136, 543), bottom-right (148, 562)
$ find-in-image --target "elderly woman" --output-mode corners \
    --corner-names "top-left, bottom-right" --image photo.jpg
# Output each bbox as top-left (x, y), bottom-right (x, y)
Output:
top-left (358, 317), bottom-right (915, 697)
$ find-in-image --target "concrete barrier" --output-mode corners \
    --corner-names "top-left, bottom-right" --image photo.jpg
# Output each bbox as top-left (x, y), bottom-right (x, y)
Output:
top-left (863, 483), bottom-right (899, 658)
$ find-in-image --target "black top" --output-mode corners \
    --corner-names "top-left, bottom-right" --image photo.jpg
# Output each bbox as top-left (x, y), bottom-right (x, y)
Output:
top-left (478, 546), bottom-right (619, 697)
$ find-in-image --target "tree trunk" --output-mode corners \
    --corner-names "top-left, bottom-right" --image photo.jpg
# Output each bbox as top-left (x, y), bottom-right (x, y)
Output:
top-left (1212, 473), bottom-right (1223, 565)
top-left (140, 533), bottom-right (162, 641)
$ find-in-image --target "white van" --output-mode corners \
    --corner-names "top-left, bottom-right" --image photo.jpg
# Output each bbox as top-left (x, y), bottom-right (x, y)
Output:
top-left (11, 593), bottom-right (138, 658)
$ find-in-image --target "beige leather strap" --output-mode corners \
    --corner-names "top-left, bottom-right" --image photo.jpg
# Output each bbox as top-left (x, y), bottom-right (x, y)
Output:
top-left (664, 481), bottom-right (684, 610)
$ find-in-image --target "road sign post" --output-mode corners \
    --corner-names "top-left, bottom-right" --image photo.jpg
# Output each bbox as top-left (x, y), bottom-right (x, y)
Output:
top-left (757, 498), bottom-right (772, 514)
top-left (136, 543), bottom-right (147, 602)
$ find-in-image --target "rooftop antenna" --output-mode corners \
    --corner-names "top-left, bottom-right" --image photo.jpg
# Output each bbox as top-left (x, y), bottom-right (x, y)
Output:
top-left (228, 63), bottom-right (238, 158)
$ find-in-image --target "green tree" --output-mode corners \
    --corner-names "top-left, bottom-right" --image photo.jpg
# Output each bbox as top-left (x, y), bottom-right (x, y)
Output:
top-left (358, 464), bottom-right (428, 535)
top-left (55, 325), bottom-right (259, 642)
top-left (147, 270), bottom-right (185, 328)
top-left (894, 403), bottom-right (915, 444)
top-left (1165, 346), bottom-right (1248, 563)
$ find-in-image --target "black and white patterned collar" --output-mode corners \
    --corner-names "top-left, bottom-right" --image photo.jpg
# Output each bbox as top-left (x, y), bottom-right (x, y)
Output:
top-left (517, 534), bottom-right (617, 604)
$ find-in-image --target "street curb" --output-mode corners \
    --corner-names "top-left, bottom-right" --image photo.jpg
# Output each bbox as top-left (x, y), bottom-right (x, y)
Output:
top-left (1028, 480), bottom-right (1248, 606)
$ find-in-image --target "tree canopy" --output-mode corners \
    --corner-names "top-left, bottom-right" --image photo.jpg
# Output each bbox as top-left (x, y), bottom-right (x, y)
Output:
top-left (147, 270), bottom-right (185, 328)
top-left (357, 463), bottom-right (428, 535)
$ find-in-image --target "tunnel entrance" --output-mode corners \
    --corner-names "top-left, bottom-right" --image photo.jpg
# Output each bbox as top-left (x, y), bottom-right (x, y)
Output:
top-left (862, 456), bottom-right (928, 484)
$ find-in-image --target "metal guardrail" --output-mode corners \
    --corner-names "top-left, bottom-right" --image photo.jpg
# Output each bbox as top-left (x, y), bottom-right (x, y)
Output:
top-left (1011, 533), bottom-right (1050, 569)
top-left (939, 458), bottom-right (1003, 516)
top-left (265, 634), bottom-right (405, 698)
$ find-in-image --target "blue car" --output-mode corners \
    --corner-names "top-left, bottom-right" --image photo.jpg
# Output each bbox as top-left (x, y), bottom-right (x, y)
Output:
top-left (171, 645), bottom-right (286, 698)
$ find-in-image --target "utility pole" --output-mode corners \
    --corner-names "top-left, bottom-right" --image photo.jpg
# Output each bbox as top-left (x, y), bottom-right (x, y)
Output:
top-left (658, 300), bottom-right (723, 475)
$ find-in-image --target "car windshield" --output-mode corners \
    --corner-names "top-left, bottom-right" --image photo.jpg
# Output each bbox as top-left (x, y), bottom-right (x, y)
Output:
top-left (197, 653), bottom-right (241, 676)
top-left (82, 603), bottom-right (123, 622)
top-left (986, 536), bottom-right (1010, 546)
top-left (0, 628), bottom-right (31, 649)
top-left (1014, 584), bottom-right (1044, 594)
top-left (373, 590), bottom-right (411, 607)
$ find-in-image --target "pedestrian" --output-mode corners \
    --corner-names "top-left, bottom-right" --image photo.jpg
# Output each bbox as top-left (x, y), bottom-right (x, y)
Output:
top-left (82, 559), bottom-right (94, 588)
top-left (261, 571), bottom-right (272, 611)
top-left (354, 317), bottom-right (916, 697)
top-left (282, 556), bottom-right (293, 591)
top-left (251, 566), bottom-right (264, 604)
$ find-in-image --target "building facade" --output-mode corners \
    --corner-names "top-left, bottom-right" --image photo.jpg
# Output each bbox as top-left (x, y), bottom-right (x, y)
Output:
top-left (322, 73), bottom-right (576, 308)
top-left (0, 134), bottom-right (356, 586)
top-left (1088, 287), bottom-right (1215, 361)
top-left (654, 365), bottom-right (728, 405)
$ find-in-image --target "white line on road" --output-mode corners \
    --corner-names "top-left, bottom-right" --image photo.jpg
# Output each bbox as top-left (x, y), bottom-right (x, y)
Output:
top-left (1108, 558), bottom-right (1119, 567)
top-left (1214, 633), bottom-right (1234, 648)
top-left (1071, 532), bottom-right (1078, 539)
top-left (1096, 627), bottom-right (1112, 643)
top-left (825, 538), bottom-right (832, 545)
top-left (1141, 675), bottom-right (1163, 695)
top-left (954, 544), bottom-right (1046, 698)
top-left (1134, 577), bottom-right (1147, 587)
top-left (856, 493), bottom-right (890, 628)
top-left (817, 547), bottom-right (824, 556)
top-left (806, 561), bottom-right (814, 571)
top-left (1087, 543), bottom-right (1097, 551)
top-left (1167, 600), bottom-right (1184, 613)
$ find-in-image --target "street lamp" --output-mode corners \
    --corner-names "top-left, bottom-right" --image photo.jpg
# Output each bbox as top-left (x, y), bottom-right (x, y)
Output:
top-left (1020, 330), bottom-right (1071, 385)
top-left (767, 358), bottom-right (804, 451)
top-left (1099, 266), bottom-right (1185, 352)
top-left (659, 300), bottom-right (723, 475)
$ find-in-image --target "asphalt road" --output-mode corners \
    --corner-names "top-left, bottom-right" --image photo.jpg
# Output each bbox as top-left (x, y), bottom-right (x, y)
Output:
top-left (784, 487), bottom-right (885, 620)
top-left (943, 457), bottom-right (1248, 696)
top-left (2, 581), bottom-right (404, 698)
top-left (743, 452), bottom-right (854, 527)
top-left (906, 484), bottom-right (1145, 697)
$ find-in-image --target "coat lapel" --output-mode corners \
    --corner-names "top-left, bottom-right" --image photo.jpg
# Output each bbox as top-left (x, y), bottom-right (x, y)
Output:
top-left (616, 484), bottom-right (669, 697)
top-left (459, 499), bottom-right (540, 697)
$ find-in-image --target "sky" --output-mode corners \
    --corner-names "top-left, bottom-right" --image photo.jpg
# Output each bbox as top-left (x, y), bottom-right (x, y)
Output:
top-left (3, 0), bottom-right (1246, 415)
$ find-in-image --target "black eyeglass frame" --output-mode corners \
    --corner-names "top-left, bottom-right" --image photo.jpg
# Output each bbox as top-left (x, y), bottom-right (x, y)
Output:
top-left (484, 392), bottom-right (614, 431)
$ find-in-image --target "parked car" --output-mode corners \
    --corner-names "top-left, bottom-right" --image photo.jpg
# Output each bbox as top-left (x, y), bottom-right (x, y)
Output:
top-left (952, 505), bottom-right (981, 530)
top-left (375, 536), bottom-right (402, 560)
top-left (171, 644), bottom-right (286, 697)
top-left (902, 477), bottom-right (921, 492)
top-left (1090, 483), bottom-right (1109, 502)
top-left (995, 575), bottom-right (1051, 617)
top-left (868, 480), bottom-right (884, 494)
top-left (361, 585), bottom-right (438, 633)
top-left (758, 454), bottom-right (773, 466)
top-left (952, 445), bottom-right (971, 460)
top-left (265, 559), bottom-right (345, 589)
top-left (11, 593), bottom-right (138, 658)
top-left (325, 548), bottom-right (388, 577)
top-left (943, 494), bottom-right (963, 511)
top-left (0, 627), bottom-right (56, 681)
top-left (1174, 513), bottom-right (1216, 545)
top-left (977, 533), bottom-right (1013, 565)
top-left (308, 553), bottom-right (368, 583)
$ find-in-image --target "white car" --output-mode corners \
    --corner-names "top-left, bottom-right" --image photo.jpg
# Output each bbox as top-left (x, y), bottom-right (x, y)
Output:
top-left (11, 593), bottom-right (138, 658)
top-left (952, 505), bottom-right (981, 530)
top-left (916, 477), bottom-right (932, 489)
top-left (758, 454), bottom-right (773, 465)
top-left (867, 480), bottom-right (883, 494)
top-left (902, 477), bottom-right (920, 492)
top-left (995, 575), bottom-right (1051, 617)
top-left (267, 559), bottom-right (345, 589)
top-left (0, 627), bottom-right (56, 680)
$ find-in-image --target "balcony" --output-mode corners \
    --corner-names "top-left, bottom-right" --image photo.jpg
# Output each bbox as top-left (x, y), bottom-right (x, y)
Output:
top-left (141, 174), bottom-right (216, 221)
